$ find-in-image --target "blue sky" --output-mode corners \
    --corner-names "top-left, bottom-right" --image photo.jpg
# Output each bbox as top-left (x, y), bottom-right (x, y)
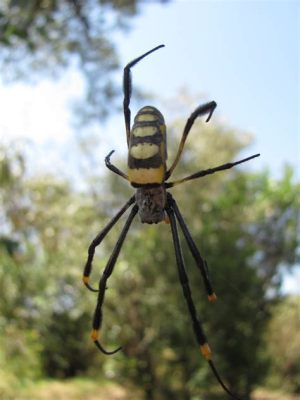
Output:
top-left (113, 0), bottom-right (299, 177)
top-left (1, 1), bottom-right (298, 177)
top-left (0, 1), bottom-right (299, 292)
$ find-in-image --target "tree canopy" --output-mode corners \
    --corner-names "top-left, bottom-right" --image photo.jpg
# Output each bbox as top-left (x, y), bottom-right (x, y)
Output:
top-left (0, 0), bottom-right (167, 122)
top-left (1, 121), bottom-right (299, 399)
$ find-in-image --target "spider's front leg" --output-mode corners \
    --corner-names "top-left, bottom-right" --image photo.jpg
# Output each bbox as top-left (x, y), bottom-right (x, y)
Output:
top-left (166, 193), bottom-right (216, 301)
top-left (83, 196), bottom-right (135, 292)
top-left (91, 204), bottom-right (138, 355)
top-left (165, 197), bottom-right (243, 400)
top-left (165, 201), bottom-right (212, 358)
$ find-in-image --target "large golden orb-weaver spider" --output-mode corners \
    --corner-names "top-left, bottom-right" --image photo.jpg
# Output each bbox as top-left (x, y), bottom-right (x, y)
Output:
top-left (83, 45), bottom-right (259, 399)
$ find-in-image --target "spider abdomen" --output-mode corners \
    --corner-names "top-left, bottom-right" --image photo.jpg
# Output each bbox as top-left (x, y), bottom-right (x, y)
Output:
top-left (128, 106), bottom-right (167, 187)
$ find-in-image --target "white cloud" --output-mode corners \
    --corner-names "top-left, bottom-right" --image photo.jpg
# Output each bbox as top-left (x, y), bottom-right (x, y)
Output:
top-left (0, 71), bottom-right (84, 145)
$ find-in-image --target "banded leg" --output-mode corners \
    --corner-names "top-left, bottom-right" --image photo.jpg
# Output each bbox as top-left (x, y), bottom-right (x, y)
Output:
top-left (91, 204), bottom-right (138, 355)
top-left (123, 44), bottom-right (165, 146)
top-left (105, 150), bottom-right (128, 181)
top-left (165, 101), bottom-right (217, 180)
top-left (166, 203), bottom-right (243, 400)
top-left (167, 193), bottom-right (216, 301)
top-left (166, 204), bottom-right (211, 357)
top-left (166, 153), bottom-right (260, 188)
top-left (83, 196), bottom-right (135, 292)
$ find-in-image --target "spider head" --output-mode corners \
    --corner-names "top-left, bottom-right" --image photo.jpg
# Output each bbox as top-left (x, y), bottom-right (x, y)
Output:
top-left (135, 186), bottom-right (167, 224)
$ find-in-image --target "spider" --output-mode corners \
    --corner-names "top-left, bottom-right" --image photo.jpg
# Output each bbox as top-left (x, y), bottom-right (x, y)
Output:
top-left (83, 44), bottom-right (259, 400)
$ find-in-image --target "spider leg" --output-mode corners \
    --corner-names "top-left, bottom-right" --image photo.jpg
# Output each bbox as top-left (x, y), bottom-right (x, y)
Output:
top-left (167, 193), bottom-right (216, 301)
top-left (83, 195), bottom-right (135, 292)
top-left (166, 202), bottom-right (243, 400)
top-left (105, 150), bottom-right (128, 181)
top-left (165, 101), bottom-right (217, 180)
top-left (166, 153), bottom-right (260, 188)
top-left (123, 44), bottom-right (165, 147)
top-left (91, 204), bottom-right (138, 355)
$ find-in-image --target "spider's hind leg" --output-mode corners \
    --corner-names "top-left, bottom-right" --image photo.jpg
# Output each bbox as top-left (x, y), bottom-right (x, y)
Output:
top-left (105, 150), bottom-right (128, 181)
top-left (123, 44), bottom-right (165, 146)
top-left (165, 101), bottom-right (217, 180)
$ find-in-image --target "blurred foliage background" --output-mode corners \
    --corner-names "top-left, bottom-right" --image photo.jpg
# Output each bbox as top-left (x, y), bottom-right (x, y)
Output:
top-left (0, 1), bottom-right (300, 400)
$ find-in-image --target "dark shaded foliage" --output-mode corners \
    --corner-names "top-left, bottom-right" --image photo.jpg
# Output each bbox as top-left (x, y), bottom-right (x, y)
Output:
top-left (0, 0), bottom-right (168, 122)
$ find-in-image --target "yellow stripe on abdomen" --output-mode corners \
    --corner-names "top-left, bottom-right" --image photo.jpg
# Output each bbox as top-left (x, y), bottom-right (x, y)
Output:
top-left (135, 113), bottom-right (157, 122)
top-left (132, 125), bottom-right (157, 137)
top-left (128, 105), bottom-right (167, 186)
top-left (128, 165), bottom-right (165, 185)
top-left (130, 143), bottom-right (159, 159)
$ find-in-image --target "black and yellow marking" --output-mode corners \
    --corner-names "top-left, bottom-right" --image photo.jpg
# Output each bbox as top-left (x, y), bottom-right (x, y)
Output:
top-left (128, 106), bottom-right (167, 186)
top-left (200, 342), bottom-right (212, 360)
top-left (208, 293), bottom-right (217, 302)
top-left (83, 44), bottom-right (259, 400)
top-left (91, 329), bottom-right (100, 341)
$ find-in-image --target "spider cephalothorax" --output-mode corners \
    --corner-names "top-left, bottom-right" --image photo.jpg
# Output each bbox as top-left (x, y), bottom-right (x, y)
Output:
top-left (82, 44), bottom-right (259, 400)
top-left (135, 185), bottom-right (167, 224)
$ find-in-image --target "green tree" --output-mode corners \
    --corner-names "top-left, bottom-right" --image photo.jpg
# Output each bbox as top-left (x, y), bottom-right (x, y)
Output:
top-left (0, 143), bottom-right (101, 382)
top-left (0, 0), bottom-right (167, 122)
top-left (1, 118), bottom-right (299, 399)
top-left (265, 295), bottom-right (300, 394)
top-left (91, 121), bottom-right (300, 399)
